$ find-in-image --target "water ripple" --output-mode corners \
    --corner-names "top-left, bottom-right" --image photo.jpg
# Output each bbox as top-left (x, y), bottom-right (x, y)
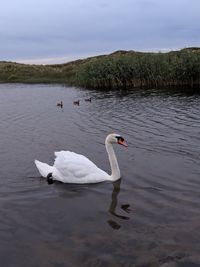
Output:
top-left (0, 85), bottom-right (200, 266)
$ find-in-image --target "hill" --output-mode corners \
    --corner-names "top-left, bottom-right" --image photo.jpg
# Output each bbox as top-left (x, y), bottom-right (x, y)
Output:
top-left (0, 47), bottom-right (200, 89)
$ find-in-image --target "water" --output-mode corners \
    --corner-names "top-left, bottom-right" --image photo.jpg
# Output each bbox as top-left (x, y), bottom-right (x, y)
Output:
top-left (0, 84), bottom-right (200, 267)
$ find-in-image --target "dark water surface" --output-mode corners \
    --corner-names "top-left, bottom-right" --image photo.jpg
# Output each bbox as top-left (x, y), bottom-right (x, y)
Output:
top-left (0, 84), bottom-right (200, 267)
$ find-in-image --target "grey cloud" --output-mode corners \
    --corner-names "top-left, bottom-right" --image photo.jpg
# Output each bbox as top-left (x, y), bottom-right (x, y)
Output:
top-left (0, 0), bottom-right (199, 62)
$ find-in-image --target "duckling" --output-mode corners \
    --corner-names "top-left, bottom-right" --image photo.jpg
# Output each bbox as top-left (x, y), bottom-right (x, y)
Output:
top-left (57, 101), bottom-right (63, 108)
top-left (85, 97), bottom-right (92, 102)
top-left (74, 100), bottom-right (80, 106)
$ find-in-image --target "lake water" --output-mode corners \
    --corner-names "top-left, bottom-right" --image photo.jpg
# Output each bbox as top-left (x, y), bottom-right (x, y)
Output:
top-left (0, 84), bottom-right (200, 267)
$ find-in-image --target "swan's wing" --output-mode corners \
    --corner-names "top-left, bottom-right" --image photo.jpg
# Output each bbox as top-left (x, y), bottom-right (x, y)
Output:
top-left (53, 151), bottom-right (109, 183)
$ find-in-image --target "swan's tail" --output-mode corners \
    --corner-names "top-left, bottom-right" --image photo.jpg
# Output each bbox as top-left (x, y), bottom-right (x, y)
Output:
top-left (34, 160), bottom-right (54, 178)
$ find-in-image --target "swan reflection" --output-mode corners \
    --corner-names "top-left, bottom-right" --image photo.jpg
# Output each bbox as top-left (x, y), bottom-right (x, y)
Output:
top-left (107, 179), bottom-right (131, 230)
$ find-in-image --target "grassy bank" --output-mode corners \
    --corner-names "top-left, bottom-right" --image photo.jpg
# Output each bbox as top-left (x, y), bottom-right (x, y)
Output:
top-left (0, 47), bottom-right (200, 89)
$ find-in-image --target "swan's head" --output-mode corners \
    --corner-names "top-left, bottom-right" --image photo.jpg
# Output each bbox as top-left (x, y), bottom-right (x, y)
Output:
top-left (106, 133), bottom-right (128, 147)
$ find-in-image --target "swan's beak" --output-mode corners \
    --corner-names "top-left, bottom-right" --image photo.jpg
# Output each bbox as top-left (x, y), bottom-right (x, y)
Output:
top-left (118, 140), bottom-right (128, 147)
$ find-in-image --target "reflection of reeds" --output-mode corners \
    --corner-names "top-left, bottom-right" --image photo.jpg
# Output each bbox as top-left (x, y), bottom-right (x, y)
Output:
top-left (1, 48), bottom-right (200, 89)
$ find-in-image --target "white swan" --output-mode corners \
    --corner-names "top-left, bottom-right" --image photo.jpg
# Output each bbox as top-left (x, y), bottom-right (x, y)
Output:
top-left (34, 133), bottom-right (127, 184)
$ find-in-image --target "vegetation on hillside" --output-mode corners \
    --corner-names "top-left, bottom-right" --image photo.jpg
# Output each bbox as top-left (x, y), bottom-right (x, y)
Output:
top-left (0, 47), bottom-right (200, 89)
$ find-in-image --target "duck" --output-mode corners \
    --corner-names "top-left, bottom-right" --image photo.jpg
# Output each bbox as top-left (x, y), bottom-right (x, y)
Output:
top-left (85, 97), bottom-right (92, 102)
top-left (73, 100), bottom-right (80, 106)
top-left (34, 133), bottom-right (127, 184)
top-left (57, 101), bottom-right (63, 108)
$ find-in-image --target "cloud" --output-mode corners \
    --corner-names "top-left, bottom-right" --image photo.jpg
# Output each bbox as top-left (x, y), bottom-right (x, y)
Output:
top-left (0, 0), bottom-right (199, 63)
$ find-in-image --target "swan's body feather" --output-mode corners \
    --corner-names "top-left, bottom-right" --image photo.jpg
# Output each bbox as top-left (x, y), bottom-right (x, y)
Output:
top-left (35, 151), bottom-right (110, 184)
top-left (35, 133), bottom-right (127, 184)
top-left (34, 160), bottom-right (54, 178)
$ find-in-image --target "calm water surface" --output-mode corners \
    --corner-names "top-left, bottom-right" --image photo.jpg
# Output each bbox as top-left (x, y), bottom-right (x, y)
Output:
top-left (0, 84), bottom-right (200, 267)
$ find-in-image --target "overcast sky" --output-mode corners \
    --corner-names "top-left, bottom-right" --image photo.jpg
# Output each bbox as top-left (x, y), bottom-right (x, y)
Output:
top-left (1, 0), bottom-right (199, 64)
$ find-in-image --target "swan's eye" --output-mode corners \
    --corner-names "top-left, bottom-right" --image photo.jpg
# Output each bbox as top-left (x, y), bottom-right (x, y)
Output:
top-left (116, 136), bottom-right (124, 142)
top-left (116, 136), bottom-right (128, 147)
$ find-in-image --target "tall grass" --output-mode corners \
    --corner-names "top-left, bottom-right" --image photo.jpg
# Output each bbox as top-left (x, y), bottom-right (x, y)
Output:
top-left (75, 49), bottom-right (200, 89)
top-left (0, 48), bottom-right (200, 89)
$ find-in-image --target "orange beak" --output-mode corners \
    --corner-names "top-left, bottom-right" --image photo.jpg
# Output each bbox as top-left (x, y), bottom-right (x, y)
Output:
top-left (118, 140), bottom-right (128, 147)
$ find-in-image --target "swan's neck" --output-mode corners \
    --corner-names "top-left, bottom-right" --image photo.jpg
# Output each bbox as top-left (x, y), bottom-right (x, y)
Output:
top-left (105, 142), bottom-right (120, 181)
